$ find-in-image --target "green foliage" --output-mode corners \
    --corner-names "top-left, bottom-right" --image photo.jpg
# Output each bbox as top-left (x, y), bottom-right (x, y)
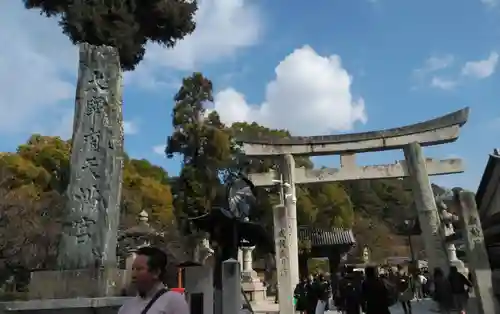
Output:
top-left (23, 0), bottom-right (197, 70)
top-left (166, 73), bottom-right (233, 224)
top-left (309, 182), bottom-right (354, 228)
top-left (0, 134), bottom-right (176, 275)
top-left (129, 159), bottom-right (169, 185)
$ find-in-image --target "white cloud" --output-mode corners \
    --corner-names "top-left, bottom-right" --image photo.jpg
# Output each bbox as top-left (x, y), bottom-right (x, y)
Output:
top-left (413, 55), bottom-right (456, 90)
top-left (461, 51), bottom-right (499, 79)
top-left (481, 0), bottom-right (498, 7)
top-left (138, 0), bottom-right (261, 71)
top-left (153, 144), bottom-right (166, 155)
top-left (0, 2), bottom-right (76, 135)
top-left (414, 55), bottom-right (455, 77)
top-left (415, 52), bottom-right (498, 90)
top-left (212, 45), bottom-right (367, 135)
top-left (430, 77), bottom-right (458, 90)
top-left (123, 120), bottom-right (139, 135)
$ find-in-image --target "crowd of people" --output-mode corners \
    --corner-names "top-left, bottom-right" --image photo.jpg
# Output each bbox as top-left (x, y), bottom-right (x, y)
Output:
top-left (293, 265), bottom-right (473, 314)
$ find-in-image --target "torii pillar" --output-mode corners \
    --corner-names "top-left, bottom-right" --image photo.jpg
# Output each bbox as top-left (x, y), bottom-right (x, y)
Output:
top-left (404, 142), bottom-right (450, 274)
top-left (281, 154), bottom-right (300, 288)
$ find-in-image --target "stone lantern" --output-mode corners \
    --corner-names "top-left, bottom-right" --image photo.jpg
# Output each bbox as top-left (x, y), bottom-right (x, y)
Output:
top-left (121, 210), bottom-right (160, 248)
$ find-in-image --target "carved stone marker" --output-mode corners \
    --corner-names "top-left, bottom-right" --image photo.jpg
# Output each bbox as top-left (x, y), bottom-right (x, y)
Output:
top-left (273, 204), bottom-right (294, 314)
top-left (453, 188), bottom-right (500, 314)
top-left (58, 43), bottom-right (124, 269)
top-left (29, 43), bottom-right (125, 299)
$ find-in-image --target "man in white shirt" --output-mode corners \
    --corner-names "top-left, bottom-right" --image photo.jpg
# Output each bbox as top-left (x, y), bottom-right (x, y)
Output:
top-left (118, 246), bottom-right (189, 314)
top-left (415, 273), bottom-right (427, 301)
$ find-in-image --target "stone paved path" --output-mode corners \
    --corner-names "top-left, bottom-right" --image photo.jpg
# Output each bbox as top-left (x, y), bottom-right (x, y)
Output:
top-left (253, 297), bottom-right (479, 313)
top-left (252, 299), bottom-right (437, 313)
top-left (325, 300), bottom-right (435, 313)
top-left (325, 298), bottom-right (477, 314)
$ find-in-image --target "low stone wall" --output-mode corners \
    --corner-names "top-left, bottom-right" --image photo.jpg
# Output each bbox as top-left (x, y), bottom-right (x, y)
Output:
top-left (29, 269), bottom-right (127, 299)
top-left (0, 297), bottom-right (130, 314)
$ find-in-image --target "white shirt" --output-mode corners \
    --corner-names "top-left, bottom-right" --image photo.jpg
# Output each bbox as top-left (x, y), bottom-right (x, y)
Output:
top-left (418, 274), bottom-right (427, 285)
top-left (118, 285), bottom-right (189, 314)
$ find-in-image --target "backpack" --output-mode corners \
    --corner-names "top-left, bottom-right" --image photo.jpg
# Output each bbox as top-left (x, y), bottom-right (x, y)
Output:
top-left (339, 277), bottom-right (359, 300)
top-left (383, 279), bottom-right (399, 307)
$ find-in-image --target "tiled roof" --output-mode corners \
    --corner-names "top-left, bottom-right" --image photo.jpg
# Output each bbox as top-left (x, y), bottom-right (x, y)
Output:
top-left (298, 226), bottom-right (355, 246)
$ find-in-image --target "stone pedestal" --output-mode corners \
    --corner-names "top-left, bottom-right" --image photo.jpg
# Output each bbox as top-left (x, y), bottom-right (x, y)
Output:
top-left (28, 268), bottom-right (127, 299)
top-left (241, 281), bottom-right (266, 304)
top-left (240, 246), bottom-right (266, 303)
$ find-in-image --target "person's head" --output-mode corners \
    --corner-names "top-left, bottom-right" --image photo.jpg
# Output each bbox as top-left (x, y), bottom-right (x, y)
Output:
top-left (433, 267), bottom-right (444, 279)
top-left (132, 246), bottom-right (167, 295)
top-left (365, 266), bottom-right (376, 279)
top-left (345, 265), bottom-right (354, 274)
top-left (397, 264), bottom-right (403, 272)
top-left (449, 266), bottom-right (458, 274)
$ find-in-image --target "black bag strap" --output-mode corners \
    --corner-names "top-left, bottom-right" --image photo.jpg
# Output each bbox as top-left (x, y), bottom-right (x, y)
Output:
top-left (141, 288), bottom-right (169, 314)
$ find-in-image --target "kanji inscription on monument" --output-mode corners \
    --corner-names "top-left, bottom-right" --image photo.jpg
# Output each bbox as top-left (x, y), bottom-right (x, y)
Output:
top-left (57, 43), bottom-right (124, 270)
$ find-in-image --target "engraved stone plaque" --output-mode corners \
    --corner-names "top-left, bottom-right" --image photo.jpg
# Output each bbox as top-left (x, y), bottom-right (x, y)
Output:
top-left (57, 43), bottom-right (124, 271)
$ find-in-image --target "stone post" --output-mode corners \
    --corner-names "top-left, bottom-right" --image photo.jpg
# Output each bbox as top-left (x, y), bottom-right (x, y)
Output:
top-left (222, 259), bottom-right (241, 314)
top-left (281, 154), bottom-right (300, 289)
top-left (273, 204), bottom-right (294, 314)
top-left (403, 142), bottom-right (449, 274)
top-left (185, 265), bottom-right (214, 314)
top-left (453, 189), bottom-right (499, 314)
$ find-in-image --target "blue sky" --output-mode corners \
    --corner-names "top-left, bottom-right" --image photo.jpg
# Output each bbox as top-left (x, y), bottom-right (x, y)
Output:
top-left (0, 0), bottom-right (499, 191)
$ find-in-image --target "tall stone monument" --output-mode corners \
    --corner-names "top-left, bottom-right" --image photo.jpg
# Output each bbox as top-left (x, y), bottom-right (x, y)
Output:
top-left (29, 43), bottom-right (125, 299)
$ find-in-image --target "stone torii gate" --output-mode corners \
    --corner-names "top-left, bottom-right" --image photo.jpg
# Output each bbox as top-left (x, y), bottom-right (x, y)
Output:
top-left (238, 108), bottom-right (469, 314)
